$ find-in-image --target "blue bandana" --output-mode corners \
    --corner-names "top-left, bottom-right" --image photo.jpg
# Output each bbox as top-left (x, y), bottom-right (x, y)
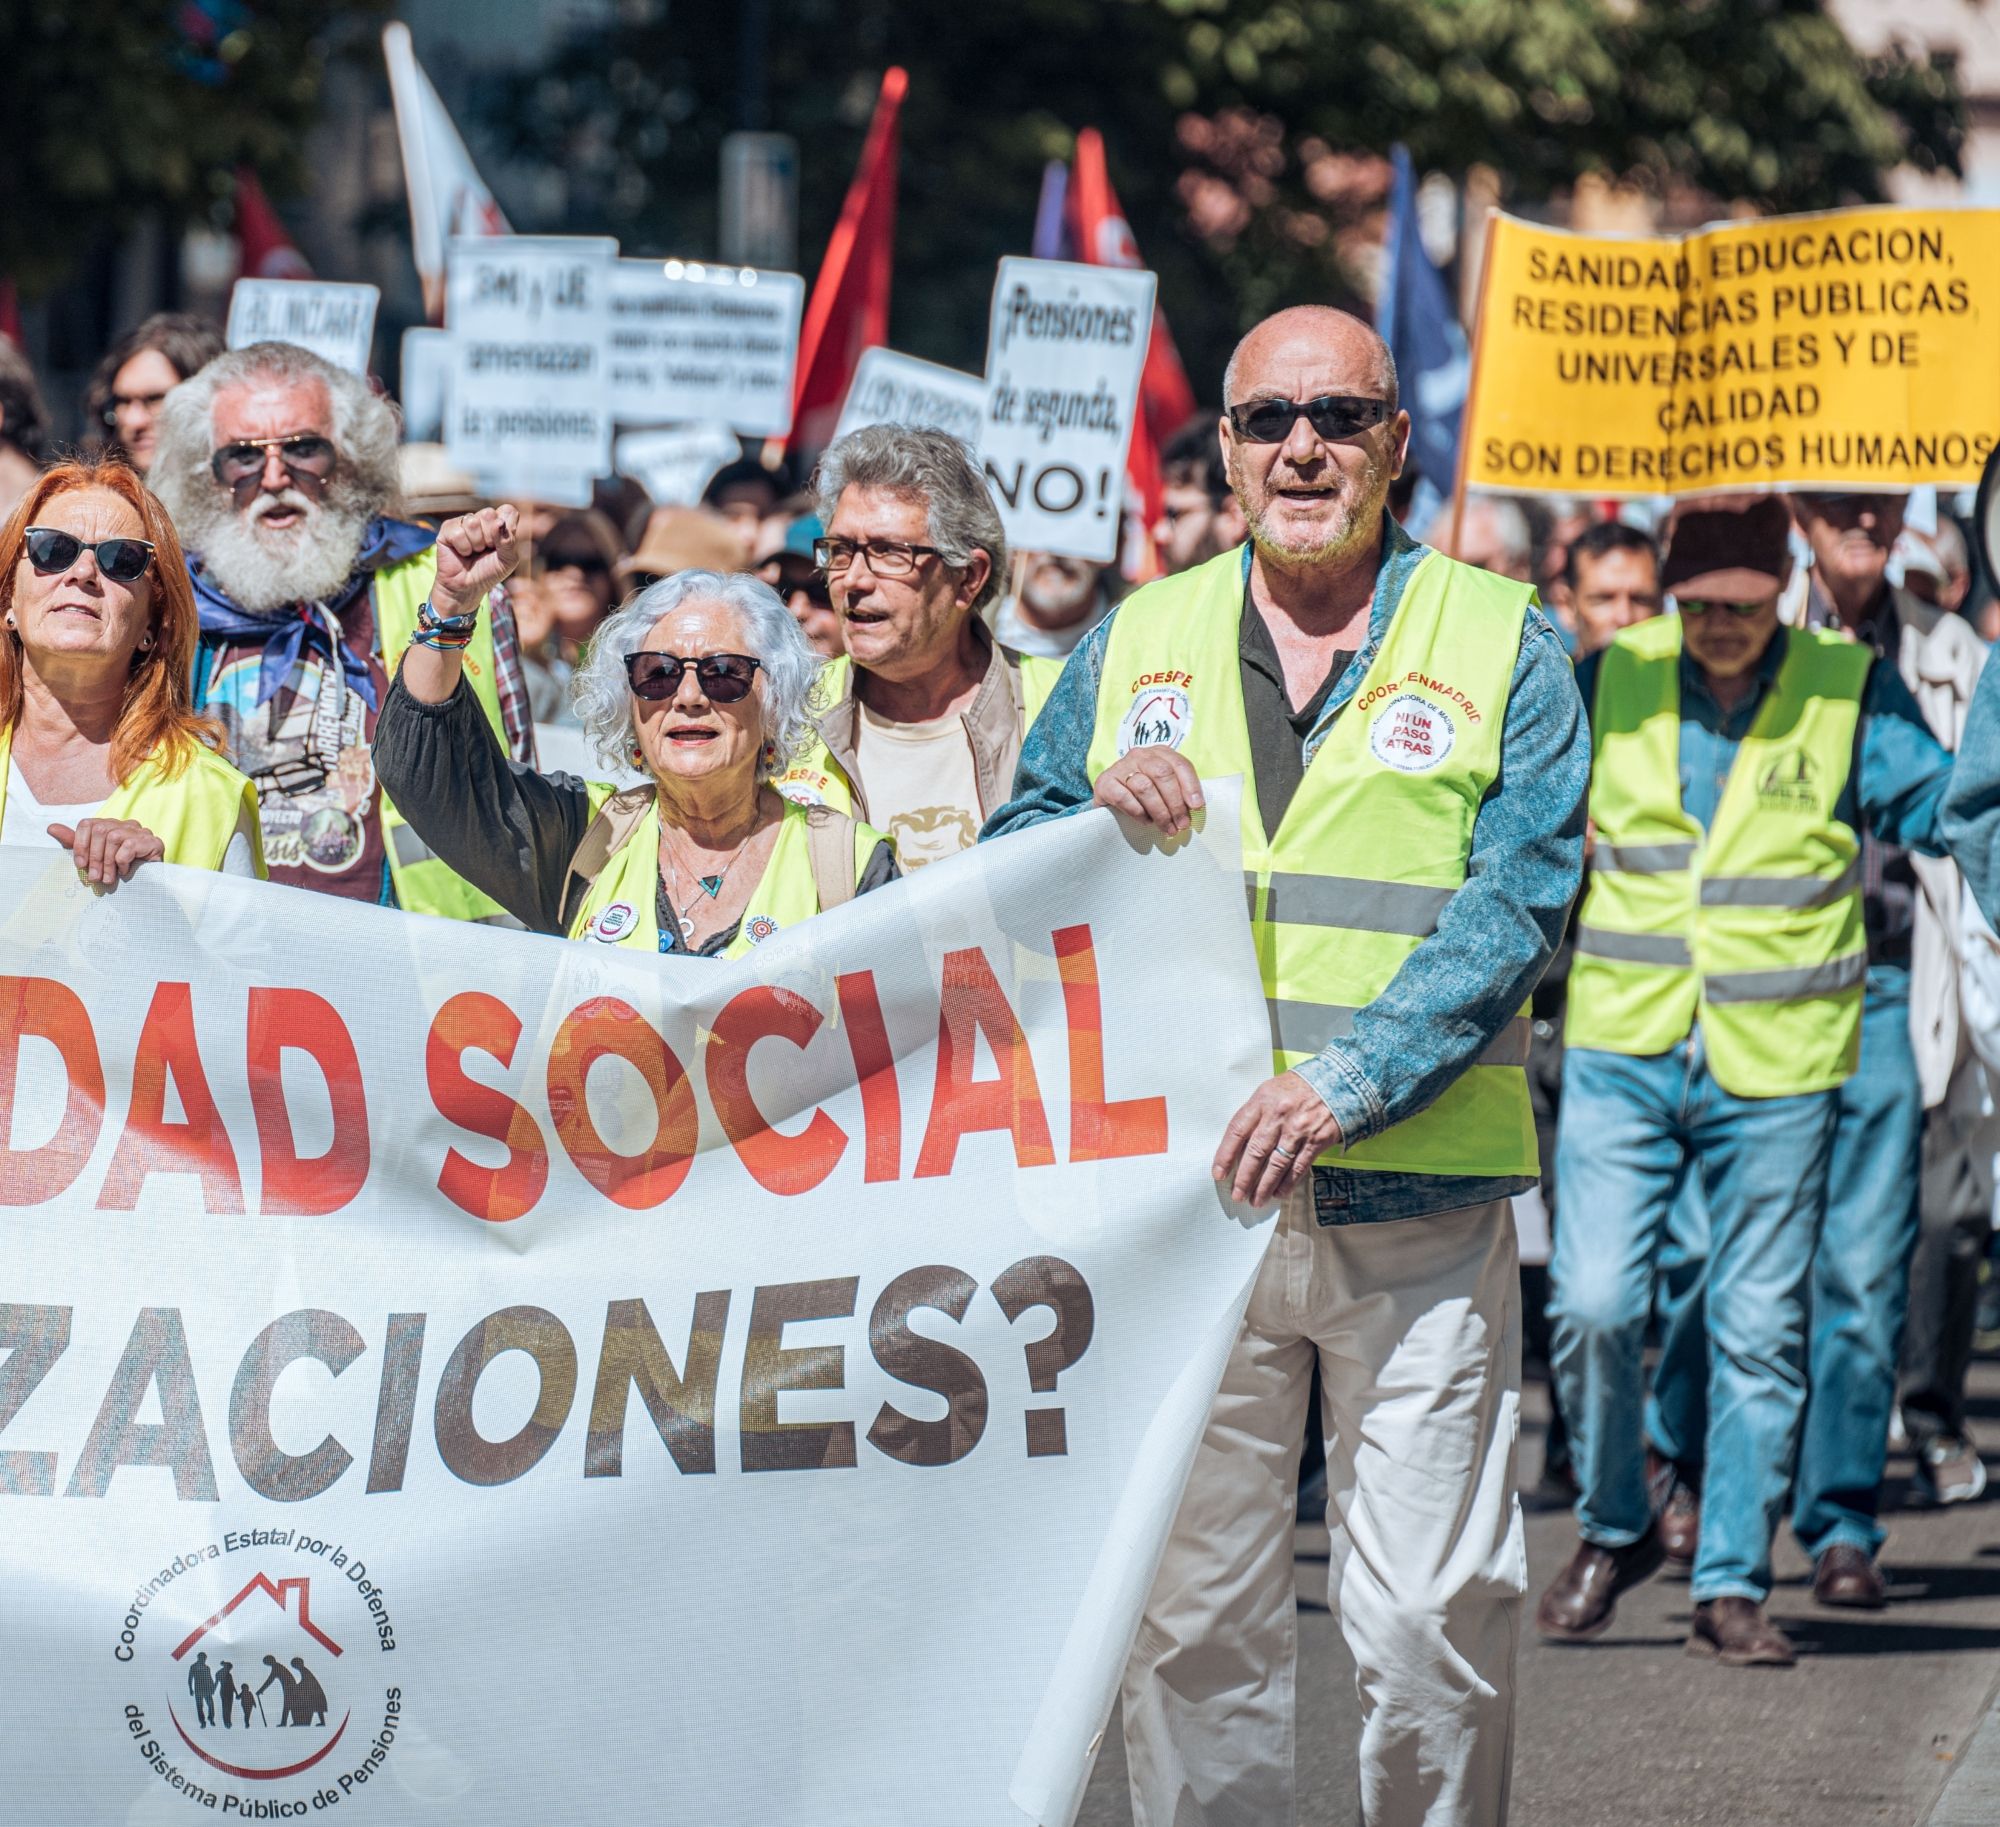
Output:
top-left (190, 517), bottom-right (437, 710)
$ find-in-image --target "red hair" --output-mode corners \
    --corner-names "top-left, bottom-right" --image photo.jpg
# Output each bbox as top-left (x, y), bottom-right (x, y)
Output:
top-left (0, 458), bottom-right (220, 782)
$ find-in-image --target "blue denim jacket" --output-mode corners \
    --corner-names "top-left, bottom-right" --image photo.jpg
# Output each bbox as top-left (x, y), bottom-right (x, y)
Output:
top-left (983, 519), bottom-right (1589, 1223)
top-left (1942, 643), bottom-right (2000, 925)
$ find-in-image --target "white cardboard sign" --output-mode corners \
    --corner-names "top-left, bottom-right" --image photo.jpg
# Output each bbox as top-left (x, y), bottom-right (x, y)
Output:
top-left (613, 423), bottom-right (745, 507)
top-left (979, 257), bottom-right (1156, 563)
top-left (227, 280), bottom-right (381, 376)
top-left (444, 235), bottom-right (617, 491)
top-left (834, 348), bottom-right (988, 450)
top-left (605, 259), bottom-right (805, 436)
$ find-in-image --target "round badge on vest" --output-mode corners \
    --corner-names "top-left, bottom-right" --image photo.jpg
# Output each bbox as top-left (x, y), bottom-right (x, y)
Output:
top-left (774, 771), bottom-right (829, 808)
top-left (1368, 693), bottom-right (1456, 773)
top-left (1117, 685), bottom-right (1193, 755)
top-left (745, 914), bottom-right (780, 944)
top-left (591, 901), bottom-right (637, 943)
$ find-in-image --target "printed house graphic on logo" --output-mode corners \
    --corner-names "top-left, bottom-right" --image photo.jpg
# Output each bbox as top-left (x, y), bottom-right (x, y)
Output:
top-left (168, 1574), bottom-right (350, 1782)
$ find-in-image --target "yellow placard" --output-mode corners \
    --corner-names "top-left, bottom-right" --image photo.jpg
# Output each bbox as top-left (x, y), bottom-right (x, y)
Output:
top-left (1462, 206), bottom-right (2000, 496)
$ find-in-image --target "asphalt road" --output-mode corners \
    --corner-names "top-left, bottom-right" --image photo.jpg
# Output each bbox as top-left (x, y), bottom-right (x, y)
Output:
top-left (1077, 1355), bottom-right (2000, 1826)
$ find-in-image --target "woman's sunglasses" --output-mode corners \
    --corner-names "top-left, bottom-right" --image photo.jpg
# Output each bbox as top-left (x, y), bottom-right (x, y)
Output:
top-left (624, 651), bottom-right (762, 703)
top-left (23, 526), bottom-right (156, 584)
top-left (1225, 394), bottom-right (1391, 445)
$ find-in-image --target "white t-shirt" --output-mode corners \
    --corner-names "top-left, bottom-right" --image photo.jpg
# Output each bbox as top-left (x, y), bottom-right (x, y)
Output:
top-left (853, 700), bottom-right (982, 869)
top-left (3, 766), bottom-right (260, 877)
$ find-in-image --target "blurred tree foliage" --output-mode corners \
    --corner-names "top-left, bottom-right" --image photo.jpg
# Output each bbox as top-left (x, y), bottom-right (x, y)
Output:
top-left (501, 0), bottom-right (1964, 393)
top-left (0, 0), bottom-right (380, 297)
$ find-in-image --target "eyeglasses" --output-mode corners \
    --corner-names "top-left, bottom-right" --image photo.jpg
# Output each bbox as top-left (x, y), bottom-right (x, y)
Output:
top-left (539, 550), bottom-right (610, 578)
top-left (1677, 599), bottom-right (1772, 618)
top-left (23, 526), bottom-right (156, 584)
top-left (623, 650), bottom-right (762, 703)
top-left (209, 433), bottom-right (337, 494)
top-left (103, 390), bottom-right (169, 426)
top-left (1225, 395), bottom-right (1391, 445)
top-left (813, 536), bottom-right (944, 579)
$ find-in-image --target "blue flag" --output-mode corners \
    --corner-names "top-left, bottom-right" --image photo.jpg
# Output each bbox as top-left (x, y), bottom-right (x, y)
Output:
top-left (1378, 146), bottom-right (1468, 534)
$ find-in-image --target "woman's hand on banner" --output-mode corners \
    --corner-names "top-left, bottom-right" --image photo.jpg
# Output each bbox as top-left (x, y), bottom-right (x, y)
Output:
top-left (49, 818), bottom-right (166, 888)
top-left (433, 503), bottom-right (522, 616)
top-left (1213, 1071), bottom-right (1343, 1207)
top-left (1092, 747), bottom-right (1205, 835)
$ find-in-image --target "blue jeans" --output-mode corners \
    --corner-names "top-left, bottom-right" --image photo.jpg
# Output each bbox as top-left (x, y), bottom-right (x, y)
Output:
top-left (1645, 1178), bottom-right (1711, 1472)
top-left (1551, 1036), bottom-right (1838, 1603)
top-left (1644, 977), bottom-right (1922, 1560)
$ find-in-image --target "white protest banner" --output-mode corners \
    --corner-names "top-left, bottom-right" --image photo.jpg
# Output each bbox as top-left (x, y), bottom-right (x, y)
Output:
top-left (1, 782), bottom-right (1273, 1827)
top-left (444, 235), bottom-right (616, 492)
top-left (980, 256), bottom-right (1156, 564)
top-left (834, 346), bottom-right (988, 449)
top-left (228, 280), bottom-right (381, 376)
top-left (613, 423), bottom-right (744, 507)
top-left (606, 258), bottom-right (805, 436)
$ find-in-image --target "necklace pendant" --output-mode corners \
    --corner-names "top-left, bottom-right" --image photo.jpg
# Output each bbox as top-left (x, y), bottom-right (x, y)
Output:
top-left (677, 913), bottom-right (696, 940)
top-left (698, 873), bottom-right (724, 898)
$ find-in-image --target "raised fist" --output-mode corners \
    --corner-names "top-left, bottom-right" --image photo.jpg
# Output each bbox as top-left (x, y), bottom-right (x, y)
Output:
top-left (431, 504), bottom-right (521, 616)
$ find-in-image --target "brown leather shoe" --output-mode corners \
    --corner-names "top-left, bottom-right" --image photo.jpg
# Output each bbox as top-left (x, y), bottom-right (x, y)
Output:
top-left (1645, 1447), bottom-right (1701, 1565)
top-left (1812, 1544), bottom-right (1886, 1610)
top-left (1535, 1527), bottom-right (1667, 1641)
top-left (1687, 1597), bottom-right (1797, 1667)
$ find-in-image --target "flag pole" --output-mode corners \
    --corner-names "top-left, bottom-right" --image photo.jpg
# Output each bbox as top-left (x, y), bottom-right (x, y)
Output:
top-left (1445, 206), bottom-right (1498, 559)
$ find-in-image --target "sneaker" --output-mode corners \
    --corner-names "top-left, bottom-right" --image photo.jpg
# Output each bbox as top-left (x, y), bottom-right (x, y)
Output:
top-left (1912, 1435), bottom-right (1988, 1507)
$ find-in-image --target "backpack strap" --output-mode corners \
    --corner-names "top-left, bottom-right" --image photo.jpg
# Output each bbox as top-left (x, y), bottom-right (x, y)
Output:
top-left (558, 784), bottom-right (657, 932)
top-left (804, 804), bottom-right (861, 911)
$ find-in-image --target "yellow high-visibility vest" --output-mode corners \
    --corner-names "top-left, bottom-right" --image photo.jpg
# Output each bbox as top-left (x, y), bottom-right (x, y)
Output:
top-left (1568, 614), bottom-right (1869, 1097)
top-left (0, 722), bottom-right (264, 875)
top-left (1086, 544), bottom-right (1538, 1177)
top-left (372, 551), bottom-right (514, 922)
top-left (567, 788), bottom-right (883, 957)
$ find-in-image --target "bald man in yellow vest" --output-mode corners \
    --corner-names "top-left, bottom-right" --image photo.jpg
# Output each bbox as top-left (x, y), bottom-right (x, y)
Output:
top-left (988, 307), bottom-right (1589, 1827)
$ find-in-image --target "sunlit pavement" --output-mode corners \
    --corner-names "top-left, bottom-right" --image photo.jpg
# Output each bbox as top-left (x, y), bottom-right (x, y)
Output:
top-left (1079, 1354), bottom-right (2000, 1826)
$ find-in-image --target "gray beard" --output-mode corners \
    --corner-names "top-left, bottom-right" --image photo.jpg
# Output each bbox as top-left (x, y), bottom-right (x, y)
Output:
top-left (194, 497), bottom-right (375, 614)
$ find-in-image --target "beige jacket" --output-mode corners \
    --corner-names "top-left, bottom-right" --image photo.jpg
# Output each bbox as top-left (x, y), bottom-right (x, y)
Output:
top-left (1889, 587), bottom-right (1987, 1105)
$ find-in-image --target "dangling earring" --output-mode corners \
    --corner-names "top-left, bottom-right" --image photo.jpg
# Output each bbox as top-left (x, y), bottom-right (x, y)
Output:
top-left (629, 741), bottom-right (644, 766)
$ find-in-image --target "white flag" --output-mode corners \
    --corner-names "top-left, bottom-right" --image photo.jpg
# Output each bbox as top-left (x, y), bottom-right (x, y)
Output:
top-left (382, 22), bottom-right (510, 317)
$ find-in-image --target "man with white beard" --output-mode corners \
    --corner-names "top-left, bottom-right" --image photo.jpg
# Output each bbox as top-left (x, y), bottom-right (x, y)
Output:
top-left (152, 342), bottom-right (534, 913)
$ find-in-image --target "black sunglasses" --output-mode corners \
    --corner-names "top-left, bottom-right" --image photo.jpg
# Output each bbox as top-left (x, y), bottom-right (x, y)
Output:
top-left (23, 526), bottom-right (156, 584)
top-left (209, 433), bottom-right (337, 493)
top-left (1678, 599), bottom-right (1771, 618)
top-left (1225, 395), bottom-right (1391, 445)
top-left (539, 549), bottom-right (610, 577)
top-left (624, 650), bottom-right (762, 703)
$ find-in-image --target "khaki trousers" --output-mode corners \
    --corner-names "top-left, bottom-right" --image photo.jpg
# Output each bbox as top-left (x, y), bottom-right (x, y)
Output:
top-left (1122, 1192), bottom-right (1524, 1827)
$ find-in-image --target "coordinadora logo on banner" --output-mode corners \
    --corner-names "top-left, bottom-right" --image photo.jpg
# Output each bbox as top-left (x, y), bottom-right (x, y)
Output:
top-left (1, 786), bottom-right (1273, 1826)
top-left (116, 1543), bottom-right (401, 1811)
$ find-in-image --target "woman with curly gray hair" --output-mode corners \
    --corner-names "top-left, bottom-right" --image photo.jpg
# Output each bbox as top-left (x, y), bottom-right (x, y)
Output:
top-left (374, 568), bottom-right (896, 955)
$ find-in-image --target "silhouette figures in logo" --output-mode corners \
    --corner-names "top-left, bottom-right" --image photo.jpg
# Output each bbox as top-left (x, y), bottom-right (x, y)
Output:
top-left (216, 1660), bottom-right (236, 1727)
top-left (188, 1651), bottom-right (218, 1727)
top-left (255, 1653), bottom-right (328, 1726)
top-left (239, 1679), bottom-right (259, 1728)
top-left (289, 1657), bottom-right (329, 1727)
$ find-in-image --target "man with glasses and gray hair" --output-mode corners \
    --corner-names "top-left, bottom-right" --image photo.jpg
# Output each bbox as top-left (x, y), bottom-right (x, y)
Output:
top-left (151, 341), bottom-right (534, 913)
top-left (779, 423), bottom-right (1060, 868)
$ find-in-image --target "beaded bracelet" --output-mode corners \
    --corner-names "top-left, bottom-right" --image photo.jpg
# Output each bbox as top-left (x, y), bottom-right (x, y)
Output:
top-left (410, 597), bottom-right (481, 652)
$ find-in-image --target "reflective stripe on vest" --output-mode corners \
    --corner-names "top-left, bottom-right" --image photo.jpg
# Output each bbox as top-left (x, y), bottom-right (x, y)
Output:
top-left (373, 551), bottom-right (515, 921)
top-left (1086, 543), bottom-right (1538, 1179)
top-left (0, 721), bottom-right (263, 874)
top-left (1566, 614), bottom-right (1869, 1098)
top-left (568, 792), bottom-right (882, 956)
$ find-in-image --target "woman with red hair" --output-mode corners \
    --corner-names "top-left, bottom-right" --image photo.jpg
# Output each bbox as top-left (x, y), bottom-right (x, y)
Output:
top-left (0, 459), bottom-right (261, 883)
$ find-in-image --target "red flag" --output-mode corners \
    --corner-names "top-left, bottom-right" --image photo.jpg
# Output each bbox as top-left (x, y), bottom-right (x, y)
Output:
top-left (1064, 129), bottom-right (1197, 573)
top-left (235, 169), bottom-right (313, 281)
top-left (787, 66), bottom-right (907, 453)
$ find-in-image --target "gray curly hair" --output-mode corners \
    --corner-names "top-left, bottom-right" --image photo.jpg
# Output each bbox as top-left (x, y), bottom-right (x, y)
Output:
top-left (812, 423), bottom-right (1007, 613)
top-left (571, 570), bottom-right (822, 780)
top-left (150, 341), bottom-right (403, 531)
